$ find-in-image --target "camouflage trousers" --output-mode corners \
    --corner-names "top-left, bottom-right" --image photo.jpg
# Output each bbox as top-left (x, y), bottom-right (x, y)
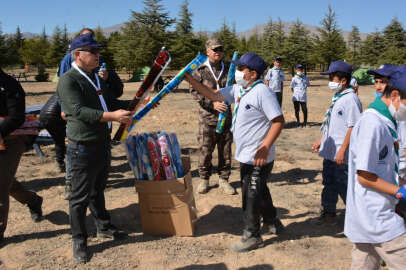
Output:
top-left (197, 121), bottom-right (232, 181)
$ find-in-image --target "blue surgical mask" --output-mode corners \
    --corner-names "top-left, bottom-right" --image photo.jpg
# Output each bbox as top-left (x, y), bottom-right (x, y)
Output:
top-left (374, 91), bottom-right (383, 98)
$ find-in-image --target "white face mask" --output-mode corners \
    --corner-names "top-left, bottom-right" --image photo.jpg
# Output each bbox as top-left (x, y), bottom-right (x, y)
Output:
top-left (297, 72), bottom-right (303, 76)
top-left (389, 97), bottom-right (406, 121)
top-left (235, 70), bottom-right (249, 88)
top-left (328, 81), bottom-right (342, 92)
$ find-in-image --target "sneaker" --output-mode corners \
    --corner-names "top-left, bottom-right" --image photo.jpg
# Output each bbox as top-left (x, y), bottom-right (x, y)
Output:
top-left (315, 211), bottom-right (337, 225)
top-left (97, 225), bottom-right (127, 240)
top-left (28, 196), bottom-right (43, 223)
top-left (72, 241), bottom-right (88, 264)
top-left (197, 179), bottom-right (209, 194)
top-left (262, 219), bottom-right (285, 235)
top-left (218, 179), bottom-right (236, 195)
top-left (63, 182), bottom-right (72, 200)
top-left (231, 235), bottom-right (264, 253)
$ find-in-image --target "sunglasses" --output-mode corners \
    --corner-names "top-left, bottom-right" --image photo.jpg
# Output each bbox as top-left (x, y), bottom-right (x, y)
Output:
top-left (212, 47), bottom-right (224, 53)
top-left (78, 47), bottom-right (101, 55)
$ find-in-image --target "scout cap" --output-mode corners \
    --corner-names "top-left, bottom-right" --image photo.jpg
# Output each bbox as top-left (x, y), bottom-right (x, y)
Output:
top-left (389, 69), bottom-right (406, 93)
top-left (205, 38), bottom-right (223, 50)
top-left (232, 53), bottom-right (267, 75)
top-left (296, 64), bottom-right (304, 69)
top-left (321, 61), bottom-right (353, 75)
top-left (274, 56), bottom-right (282, 62)
top-left (367, 64), bottom-right (396, 78)
top-left (70, 33), bottom-right (104, 51)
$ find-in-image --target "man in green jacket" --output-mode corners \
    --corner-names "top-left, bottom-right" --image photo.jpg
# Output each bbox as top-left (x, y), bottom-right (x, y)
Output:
top-left (57, 33), bottom-right (131, 264)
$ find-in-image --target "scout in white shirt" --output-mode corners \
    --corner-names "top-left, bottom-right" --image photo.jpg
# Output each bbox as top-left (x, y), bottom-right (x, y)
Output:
top-left (185, 53), bottom-right (285, 253)
top-left (312, 61), bottom-right (362, 225)
top-left (265, 56), bottom-right (285, 107)
top-left (345, 70), bottom-right (406, 270)
top-left (290, 64), bottom-right (310, 127)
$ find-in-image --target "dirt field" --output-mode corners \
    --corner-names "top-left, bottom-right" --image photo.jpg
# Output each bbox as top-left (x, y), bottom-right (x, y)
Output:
top-left (0, 73), bottom-right (377, 270)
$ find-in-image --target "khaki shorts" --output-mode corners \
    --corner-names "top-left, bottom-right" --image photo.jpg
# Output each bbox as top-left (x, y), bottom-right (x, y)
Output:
top-left (351, 233), bottom-right (406, 270)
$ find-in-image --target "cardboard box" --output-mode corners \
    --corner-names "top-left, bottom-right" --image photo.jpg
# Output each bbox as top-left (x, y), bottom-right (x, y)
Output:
top-left (135, 157), bottom-right (197, 236)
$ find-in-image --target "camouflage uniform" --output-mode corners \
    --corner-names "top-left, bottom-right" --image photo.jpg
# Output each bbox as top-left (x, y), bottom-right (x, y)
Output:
top-left (191, 61), bottom-right (233, 181)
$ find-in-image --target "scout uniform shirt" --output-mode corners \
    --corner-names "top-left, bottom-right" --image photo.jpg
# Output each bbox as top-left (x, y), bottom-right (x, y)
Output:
top-left (319, 89), bottom-right (362, 163)
top-left (345, 98), bottom-right (406, 243)
top-left (265, 67), bottom-right (285, 93)
top-left (220, 81), bottom-right (282, 164)
top-left (290, 74), bottom-right (310, 102)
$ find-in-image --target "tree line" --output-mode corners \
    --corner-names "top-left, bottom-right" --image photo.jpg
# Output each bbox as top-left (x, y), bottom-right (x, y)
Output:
top-left (1, 0), bottom-right (406, 76)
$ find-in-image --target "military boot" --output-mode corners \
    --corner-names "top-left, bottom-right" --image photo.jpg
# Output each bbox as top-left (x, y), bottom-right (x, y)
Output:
top-left (218, 179), bottom-right (236, 195)
top-left (28, 196), bottom-right (43, 222)
top-left (72, 241), bottom-right (88, 264)
top-left (231, 231), bottom-right (264, 253)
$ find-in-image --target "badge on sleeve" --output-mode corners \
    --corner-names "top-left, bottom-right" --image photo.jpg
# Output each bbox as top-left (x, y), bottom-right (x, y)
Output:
top-left (379, 145), bottom-right (388, 161)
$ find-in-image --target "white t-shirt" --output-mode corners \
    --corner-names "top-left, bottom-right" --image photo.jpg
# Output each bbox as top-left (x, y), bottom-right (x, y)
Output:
top-left (290, 75), bottom-right (310, 102)
top-left (350, 77), bottom-right (358, 88)
top-left (220, 83), bottom-right (282, 164)
top-left (265, 67), bottom-right (285, 92)
top-left (319, 91), bottom-right (362, 163)
top-left (345, 109), bottom-right (406, 243)
top-left (397, 120), bottom-right (406, 179)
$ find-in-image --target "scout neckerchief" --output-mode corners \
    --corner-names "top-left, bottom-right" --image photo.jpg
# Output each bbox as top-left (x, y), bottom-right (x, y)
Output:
top-left (367, 97), bottom-right (399, 186)
top-left (205, 60), bottom-right (224, 90)
top-left (231, 80), bottom-right (264, 133)
top-left (72, 62), bottom-right (111, 128)
top-left (320, 88), bottom-right (354, 134)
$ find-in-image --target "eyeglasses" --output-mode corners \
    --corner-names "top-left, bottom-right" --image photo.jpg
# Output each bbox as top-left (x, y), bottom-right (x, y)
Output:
top-left (212, 47), bottom-right (224, 53)
top-left (78, 47), bottom-right (101, 55)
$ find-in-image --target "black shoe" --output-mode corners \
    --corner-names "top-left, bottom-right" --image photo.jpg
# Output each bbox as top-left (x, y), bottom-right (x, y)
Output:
top-left (262, 219), bottom-right (285, 235)
top-left (58, 162), bottom-right (66, 173)
top-left (28, 196), bottom-right (43, 223)
top-left (315, 211), bottom-right (337, 225)
top-left (73, 241), bottom-right (88, 264)
top-left (97, 225), bottom-right (127, 240)
top-left (231, 231), bottom-right (264, 253)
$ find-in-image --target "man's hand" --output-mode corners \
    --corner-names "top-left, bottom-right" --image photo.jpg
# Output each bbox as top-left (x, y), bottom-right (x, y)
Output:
top-left (334, 147), bottom-right (346, 165)
top-left (396, 186), bottom-right (406, 200)
top-left (213, 101), bottom-right (227, 113)
top-left (98, 69), bottom-right (109, 81)
top-left (254, 144), bottom-right (270, 167)
top-left (61, 112), bottom-right (66, 120)
top-left (113, 109), bottom-right (131, 124)
top-left (312, 139), bottom-right (321, 152)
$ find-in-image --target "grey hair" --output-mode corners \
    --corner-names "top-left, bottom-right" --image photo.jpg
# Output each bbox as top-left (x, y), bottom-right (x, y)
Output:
top-left (71, 48), bottom-right (81, 60)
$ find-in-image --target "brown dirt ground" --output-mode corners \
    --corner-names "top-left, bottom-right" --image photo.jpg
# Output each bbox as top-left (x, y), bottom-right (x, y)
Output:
top-left (0, 72), bottom-right (379, 270)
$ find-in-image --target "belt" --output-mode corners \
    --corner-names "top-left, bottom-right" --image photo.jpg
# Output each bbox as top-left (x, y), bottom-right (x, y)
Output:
top-left (68, 139), bottom-right (105, 146)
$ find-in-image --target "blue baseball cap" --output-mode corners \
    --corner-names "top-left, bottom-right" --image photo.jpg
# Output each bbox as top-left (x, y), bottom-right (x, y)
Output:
top-left (296, 64), bottom-right (304, 69)
top-left (274, 56), bottom-right (282, 62)
top-left (367, 64), bottom-right (395, 78)
top-left (232, 53), bottom-right (267, 75)
top-left (389, 69), bottom-right (406, 93)
top-left (70, 33), bottom-right (103, 51)
top-left (321, 61), bottom-right (353, 75)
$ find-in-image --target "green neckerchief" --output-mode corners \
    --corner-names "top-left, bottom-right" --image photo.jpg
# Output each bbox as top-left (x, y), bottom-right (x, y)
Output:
top-left (368, 97), bottom-right (398, 134)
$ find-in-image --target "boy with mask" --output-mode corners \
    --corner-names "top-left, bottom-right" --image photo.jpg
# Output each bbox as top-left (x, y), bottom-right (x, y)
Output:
top-left (184, 53), bottom-right (285, 252)
top-left (312, 61), bottom-right (362, 225)
top-left (290, 64), bottom-right (310, 127)
top-left (265, 57), bottom-right (285, 107)
top-left (344, 69), bottom-right (406, 270)
top-left (367, 64), bottom-right (396, 99)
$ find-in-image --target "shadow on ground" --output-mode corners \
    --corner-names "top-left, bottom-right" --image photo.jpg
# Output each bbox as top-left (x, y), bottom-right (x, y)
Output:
top-left (174, 263), bottom-right (274, 270)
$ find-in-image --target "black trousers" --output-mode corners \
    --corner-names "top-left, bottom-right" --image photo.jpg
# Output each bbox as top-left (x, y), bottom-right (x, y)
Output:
top-left (67, 141), bottom-right (112, 244)
top-left (275, 92), bottom-right (283, 108)
top-left (41, 119), bottom-right (66, 165)
top-left (240, 162), bottom-right (277, 237)
top-left (0, 136), bottom-right (40, 237)
top-left (293, 101), bottom-right (308, 125)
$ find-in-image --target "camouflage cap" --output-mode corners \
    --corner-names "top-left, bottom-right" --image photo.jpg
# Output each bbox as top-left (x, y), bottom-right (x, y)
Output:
top-left (205, 38), bottom-right (223, 50)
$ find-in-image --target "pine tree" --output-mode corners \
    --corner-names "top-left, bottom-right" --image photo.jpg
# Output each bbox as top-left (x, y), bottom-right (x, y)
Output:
top-left (272, 18), bottom-right (285, 58)
top-left (170, 0), bottom-right (203, 69)
top-left (346, 26), bottom-right (361, 66)
top-left (381, 17), bottom-right (406, 64)
top-left (0, 22), bottom-right (8, 67)
top-left (359, 30), bottom-right (384, 66)
top-left (246, 29), bottom-right (262, 56)
top-left (45, 26), bottom-right (66, 66)
top-left (283, 19), bottom-right (313, 74)
top-left (313, 5), bottom-right (347, 65)
top-left (262, 18), bottom-right (274, 64)
top-left (114, 0), bottom-right (174, 71)
top-left (214, 20), bottom-right (239, 61)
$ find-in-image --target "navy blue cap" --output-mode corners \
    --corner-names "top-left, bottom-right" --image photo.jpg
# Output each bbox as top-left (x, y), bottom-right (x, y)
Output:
top-left (389, 69), bottom-right (406, 93)
top-left (367, 64), bottom-right (395, 78)
top-left (274, 56), bottom-right (282, 62)
top-left (70, 33), bottom-right (103, 51)
top-left (321, 61), bottom-right (353, 75)
top-left (232, 53), bottom-right (267, 75)
top-left (296, 64), bottom-right (304, 69)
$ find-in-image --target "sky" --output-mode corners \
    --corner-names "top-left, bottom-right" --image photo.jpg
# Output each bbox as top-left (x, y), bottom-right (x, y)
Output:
top-left (1, 0), bottom-right (406, 35)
